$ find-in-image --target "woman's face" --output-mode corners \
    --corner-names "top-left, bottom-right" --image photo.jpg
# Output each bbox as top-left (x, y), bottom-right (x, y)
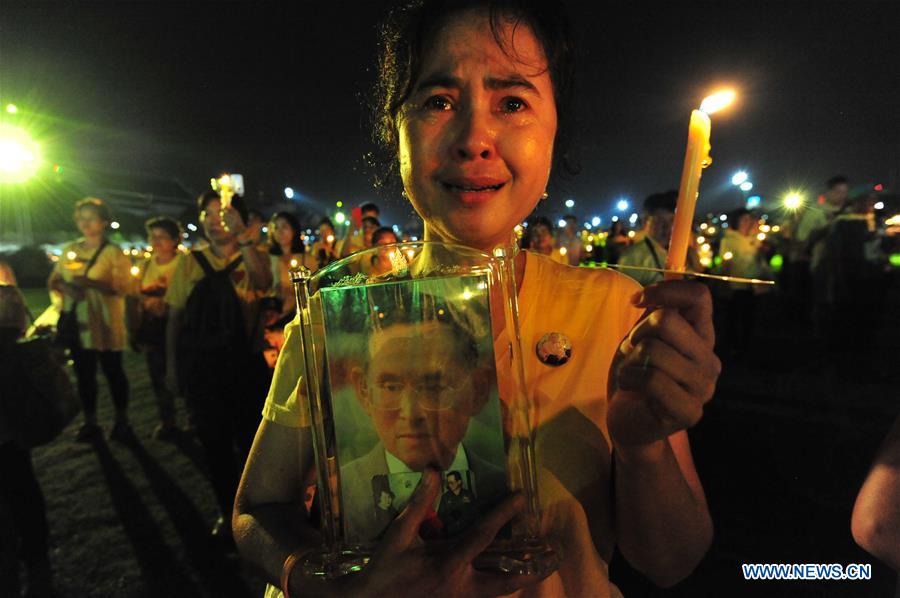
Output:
top-left (375, 231), bottom-right (399, 247)
top-left (274, 217), bottom-right (295, 248)
top-left (396, 12), bottom-right (558, 251)
top-left (529, 224), bottom-right (553, 252)
top-left (148, 227), bottom-right (177, 255)
top-left (75, 208), bottom-right (107, 238)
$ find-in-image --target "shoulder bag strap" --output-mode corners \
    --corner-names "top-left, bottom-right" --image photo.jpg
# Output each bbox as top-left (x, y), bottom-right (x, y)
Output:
top-left (644, 237), bottom-right (663, 270)
top-left (191, 250), bottom-right (216, 277)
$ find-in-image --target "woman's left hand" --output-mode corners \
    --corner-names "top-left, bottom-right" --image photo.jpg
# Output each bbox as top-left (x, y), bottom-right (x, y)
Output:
top-left (608, 280), bottom-right (721, 447)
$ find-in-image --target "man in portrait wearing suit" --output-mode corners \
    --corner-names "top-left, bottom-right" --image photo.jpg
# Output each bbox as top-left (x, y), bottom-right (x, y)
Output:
top-left (339, 304), bottom-right (506, 543)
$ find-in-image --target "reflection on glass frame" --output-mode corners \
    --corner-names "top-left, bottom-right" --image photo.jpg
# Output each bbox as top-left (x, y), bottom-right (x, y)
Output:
top-left (321, 276), bottom-right (508, 544)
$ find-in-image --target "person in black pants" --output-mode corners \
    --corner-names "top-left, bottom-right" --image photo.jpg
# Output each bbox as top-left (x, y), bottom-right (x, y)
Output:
top-left (47, 198), bottom-right (133, 442)
top-left (164, 190), bottom-right (273, 543)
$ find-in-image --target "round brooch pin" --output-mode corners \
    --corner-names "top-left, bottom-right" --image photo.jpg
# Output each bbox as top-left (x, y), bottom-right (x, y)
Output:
top-left (536, 332), bottom-right (572, 366)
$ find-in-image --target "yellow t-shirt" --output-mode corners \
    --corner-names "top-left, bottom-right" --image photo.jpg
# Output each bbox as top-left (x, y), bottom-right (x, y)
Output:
top-left (270, 253), bottom-right (317, 319)
top-left (164, 247), bottom-right (269, 352)
top-left (54, 239), bottom-right (131, 351)
top-left (132, 253), bottom-right (182, 318)
top-left (261, 252), bottom-right (642, 595)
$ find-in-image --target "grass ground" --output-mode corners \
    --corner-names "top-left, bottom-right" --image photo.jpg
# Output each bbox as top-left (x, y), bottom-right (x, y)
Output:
top-left (20, 287), bottom-right (267, 597)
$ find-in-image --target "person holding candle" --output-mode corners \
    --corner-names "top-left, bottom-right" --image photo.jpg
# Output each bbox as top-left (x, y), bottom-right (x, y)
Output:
top-left (268, 212), bottom-right (317, 325)
top-left (48, 197), bottom-right (133, 442)
top-left (234, 2), bottom-right (720, 596)
top-left (311, 218), bottom-right (340, 269)
top-left (126, 216), bottom-right (184, 440)
top-left (366, 226), bottom-right (401, 275)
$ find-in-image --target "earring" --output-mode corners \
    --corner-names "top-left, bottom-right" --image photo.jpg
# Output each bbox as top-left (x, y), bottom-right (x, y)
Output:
top-left (540, 191), bottom-right (549, 201)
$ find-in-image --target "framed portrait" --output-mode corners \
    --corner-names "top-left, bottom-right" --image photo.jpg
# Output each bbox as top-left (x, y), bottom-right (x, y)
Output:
top-left (291, 242), bottom-right (557, 578)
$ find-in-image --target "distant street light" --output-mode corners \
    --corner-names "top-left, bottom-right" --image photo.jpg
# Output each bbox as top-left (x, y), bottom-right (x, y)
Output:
top-left (746, 195), bottom-right (761, 209)
top-left (284, 187), bottom-right (295, 199)
top-left (731, 171), bottom-right (749, 186)
top-left (557, 218), bottom-right (567, 228)
top-left (591, 216), bottom-right (601, 226)
top-left (0, 124), bottom-right (40, 184)
top-left (783, 192), bottom-right (804, 211)
top-left (565, 199), bottom-right (575, 208)
top-left (739, 181), bottom-right (753, 192)
top-left (616, 199), bottom-right (629, 211)
top-left (5, 104), bottom-right (18, 115)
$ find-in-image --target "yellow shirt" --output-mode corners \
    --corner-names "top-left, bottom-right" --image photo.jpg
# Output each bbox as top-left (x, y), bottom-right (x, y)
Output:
top-left (133, 253), bottom-right (182, 318)
top-left (271, 253), bottom-right (317, 319)
top-left (164, 247), bottom-right (269, 352)
top-left (54, 239), bottom-right (131, 351)
top-left (261, 252), bottom-right (642, 596)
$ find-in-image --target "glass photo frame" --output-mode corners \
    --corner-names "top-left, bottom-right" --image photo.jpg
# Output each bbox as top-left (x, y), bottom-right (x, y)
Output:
top-left (290, 242), bottom-right (558, 578)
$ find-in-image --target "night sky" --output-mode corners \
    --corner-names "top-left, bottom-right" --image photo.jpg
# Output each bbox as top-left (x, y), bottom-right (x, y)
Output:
top-left (2, 1), bottom-right (898, 226)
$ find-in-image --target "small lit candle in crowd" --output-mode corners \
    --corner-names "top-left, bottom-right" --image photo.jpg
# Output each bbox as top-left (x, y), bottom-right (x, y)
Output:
top-left (664, 90), bottom-right (735, 279)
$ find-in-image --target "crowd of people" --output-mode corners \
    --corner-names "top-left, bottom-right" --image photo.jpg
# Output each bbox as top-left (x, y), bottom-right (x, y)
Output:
top-left (523, 176), bottom-right (895, 363)
top-left (0, 188), bottom-right (410, 595)
top-left (1, 0), bottom-right (898, 596)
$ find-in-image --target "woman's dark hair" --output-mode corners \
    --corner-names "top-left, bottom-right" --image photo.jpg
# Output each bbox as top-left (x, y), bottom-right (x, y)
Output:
top-left (318, 217), bottom-right (335, 233)
top-left (144, 216), bottom-right (183, 241)
top-left (729, 207), bottom-right (752, 223)
top-left (74, 197), bottom-right (113, 223)
top-left (268, 211), bottom-right (306, 255)
top-left (373, 0), bottom-right (577, 191)
top-left (371, 226), bottom-right (398, 246)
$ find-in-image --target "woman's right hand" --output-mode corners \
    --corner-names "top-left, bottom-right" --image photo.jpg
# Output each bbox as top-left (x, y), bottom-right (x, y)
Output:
top-left (348, 469), bottom-right (547, 598)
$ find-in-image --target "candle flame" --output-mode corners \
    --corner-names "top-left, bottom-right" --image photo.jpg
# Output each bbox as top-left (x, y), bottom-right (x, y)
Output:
top-left (699, 90), bottom-right (736, 114)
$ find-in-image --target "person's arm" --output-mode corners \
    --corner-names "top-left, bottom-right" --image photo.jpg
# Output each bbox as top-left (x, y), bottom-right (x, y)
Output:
top-left (221, 207), bottom-right (274, 291)
top-left (612, 431), bottom-right (713, 587)
top-left (851, 415), bottom-right (900, 570)
top-left (233, 420), bottom-right (332, 592)
top-left (608, 281), bottom-right (719, 586)
top-left (239, 243), bottom-right (273, 291)
top-left (47, 268), bottom-right (64, 295)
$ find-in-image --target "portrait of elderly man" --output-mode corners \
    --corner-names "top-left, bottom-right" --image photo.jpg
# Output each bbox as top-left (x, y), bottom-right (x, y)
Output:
top-left (331, 283), bottom-right (507, 543)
